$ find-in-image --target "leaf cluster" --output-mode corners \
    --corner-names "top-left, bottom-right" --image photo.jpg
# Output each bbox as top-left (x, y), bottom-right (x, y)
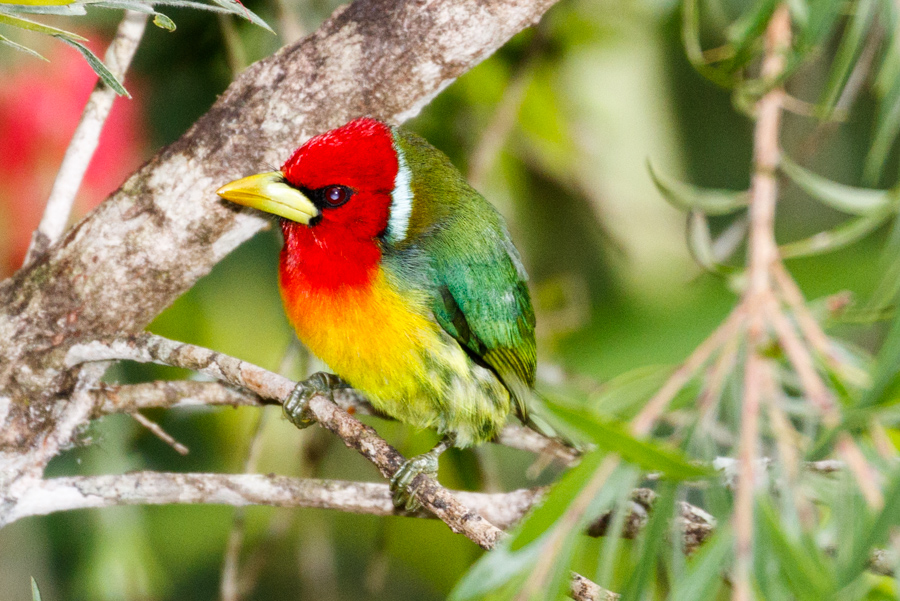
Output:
top-left (0, 0), bottom-right (271, 95)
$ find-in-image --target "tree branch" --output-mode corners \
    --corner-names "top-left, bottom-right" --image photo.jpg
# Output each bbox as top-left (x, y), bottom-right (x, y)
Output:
top-left (4, 472), bottom-right (540, 529)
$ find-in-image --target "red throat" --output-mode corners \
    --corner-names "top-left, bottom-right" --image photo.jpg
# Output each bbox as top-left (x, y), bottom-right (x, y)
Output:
top-left (279, 219), bottom-right (382, 293)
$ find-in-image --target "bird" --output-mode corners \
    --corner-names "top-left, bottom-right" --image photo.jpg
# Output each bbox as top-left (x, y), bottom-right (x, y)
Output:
top-left (216, 117), bottom-right (537, 510)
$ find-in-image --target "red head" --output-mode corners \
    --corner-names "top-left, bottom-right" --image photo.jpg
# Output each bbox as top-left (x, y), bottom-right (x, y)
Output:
top-left (281, 117), bottom-right (399, 241)
top-left (216, 117), bottom-right (412, 292)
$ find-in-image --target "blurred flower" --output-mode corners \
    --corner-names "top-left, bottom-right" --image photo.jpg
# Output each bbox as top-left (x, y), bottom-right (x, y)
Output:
top-left (0, 35), bottom-right (147, 277)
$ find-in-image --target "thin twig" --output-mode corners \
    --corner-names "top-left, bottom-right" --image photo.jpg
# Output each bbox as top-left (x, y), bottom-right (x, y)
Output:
top-left (23, 11), bottom-right (149, 265)
top-left (766, 298), bottom-right (837, 419)
top-left (771, 261), bottom-right (847, 376)
top-left (631, 307), bottom-right (746, 435)
top-left (130, 412), bottom-right (189, 455)
top-left (732, 6), bottom-right (790, 600)
top-left (467, 28), bottom-right (544, 189)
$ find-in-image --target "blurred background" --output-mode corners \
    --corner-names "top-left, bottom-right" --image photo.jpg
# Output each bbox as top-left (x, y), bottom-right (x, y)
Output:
top-left (0, 0), bottom-right (888, 598)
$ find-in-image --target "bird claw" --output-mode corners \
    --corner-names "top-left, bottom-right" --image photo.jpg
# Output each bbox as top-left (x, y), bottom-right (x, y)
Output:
top-left (390, 436), bottom-right (454, 512)
top-left (391, 451), bottom-right (440, 512)
top-left (283, 372), bottom-right (347, 429)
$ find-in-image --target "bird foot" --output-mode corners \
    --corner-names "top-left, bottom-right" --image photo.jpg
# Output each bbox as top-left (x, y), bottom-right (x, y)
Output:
top-left (390, 437), bottom-right (453, 512)
top-left (283, 372), bottom-right (347, 429)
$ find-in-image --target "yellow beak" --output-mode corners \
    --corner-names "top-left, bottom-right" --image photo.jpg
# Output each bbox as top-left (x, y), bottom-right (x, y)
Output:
top-left (216, 171), bottom-right (319, 224)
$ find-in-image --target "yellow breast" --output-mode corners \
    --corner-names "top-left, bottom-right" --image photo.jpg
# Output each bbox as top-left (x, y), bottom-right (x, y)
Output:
top-left (281, 269), bottom-right (440, 405)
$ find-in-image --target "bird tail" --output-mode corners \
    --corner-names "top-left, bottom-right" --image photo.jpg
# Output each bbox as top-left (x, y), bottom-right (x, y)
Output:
top-left (507, 377), bottom-right (578, 450)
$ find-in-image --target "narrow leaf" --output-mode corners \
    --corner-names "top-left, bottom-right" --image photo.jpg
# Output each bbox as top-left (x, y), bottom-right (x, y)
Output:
top-left (686, 210), bottom-right (737, 275)
top-left (590, 365), bottom-right (674, 417)
top-left (681, 0), bottom-right (734, 88)
top-left (153, 11), bottom-right (175, 30)
top-left (781, 155), bottom-right (898, 215)
top-left (0, 11), bottom-right (86, 39)
top-left (0, 2), bottom-right (83, 13)
top-left (208, 0), bottom-right (272, 32)
top-left (723, 0), bottom-right (779, 73)
top-left (0, 0), bottom-right (72, 5)
top-left (648, 161), bottom-right (748, 215)
top-left (758, 499), bottom-right (833, 600)
top-left (864, 78), bottom-right (900, 185)
top-left (669, 528), bottom-right (733, 601)
top-left (779, 212), bottom-right (890, 258)
top-left (31, 577), bottom-right (42, 601)
top-left (861, 297), bottom-right (900, 408)
top-left (838, 468), bottom-right (900, 586)
top-left (450, 449), bottom-right (611, 600)
top-left (546, 403), bottom-right (713, 480)
top-left (55, 36), bottom-right (130, 97)
top-left (819, 0), bottom-right (877, 117)
top-left (0, 32), bottom-right (45, 58)
top-left (88, 0), bottom-right (156, 12)
top-left (622, 482), bottom-right (677, 601)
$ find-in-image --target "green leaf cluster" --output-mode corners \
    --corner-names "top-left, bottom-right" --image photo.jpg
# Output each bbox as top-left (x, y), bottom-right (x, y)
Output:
top-left (0, 0), bottom-right (271, 95)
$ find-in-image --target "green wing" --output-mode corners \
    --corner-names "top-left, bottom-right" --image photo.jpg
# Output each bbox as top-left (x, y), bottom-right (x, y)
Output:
top-left (389, 125), bottom-right (536, 423)
top-left (429, 208), bottom-right (537, 423)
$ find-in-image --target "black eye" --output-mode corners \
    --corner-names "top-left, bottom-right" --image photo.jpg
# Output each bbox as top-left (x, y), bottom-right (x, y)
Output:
top-left (322, 185), bottom-right (351, 207)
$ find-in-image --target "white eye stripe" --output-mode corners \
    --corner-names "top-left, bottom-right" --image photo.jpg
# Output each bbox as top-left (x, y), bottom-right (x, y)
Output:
top-left (386, 141), bottom-right (413, 243)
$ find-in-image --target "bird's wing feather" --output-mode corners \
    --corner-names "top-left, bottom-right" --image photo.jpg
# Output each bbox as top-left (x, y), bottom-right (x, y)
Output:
top-left (429, 213), bottom-right (536, 423)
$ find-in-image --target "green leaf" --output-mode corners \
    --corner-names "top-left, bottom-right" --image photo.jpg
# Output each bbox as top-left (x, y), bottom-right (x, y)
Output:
top-left (792, 0), bottom-right (844, 54)
top-left (818, 0), bottom-right (878, 118)
top-left (55, 36), bottom-right (130, 97)
top-left (686, 211), bottom-right (738, 275)
top-left (0, 32), bottom-right (45, 58)
top-left (861, 297), bottom-right (900, 408)
top-left (648, 161), bottom-right (748, 216)
top-left (681, 0), bottom-right (734, 88)
top-left (0, 0), bottom-right (71, 5)
top-left (0, 11), bottom-right (86, 39)
top-left (669, 528), bottom-right (732, 601)
top-left (88, 0), bottom-right (156, 11)
top-left (864, 75), bottom-right (900, 185)
top-left (207, 0), bottom-right (272, 32)
top-left (838, 468), bottom-right (900, 586)
top-left (622, 482), bottom-right (677, 601)
top-left (724, 0), bottom-right (780, 73)
top-left (779, 212), bottom-right (890, 258)
top-left (758, 498), bottom-right (834, 600)
top-left (31, 577), bottom-right (41, 601)
top-left (0, 2), bottom-right (83, 13)
top-left (546, 403), bottom-right (714, 481)
top-left (781, 155), bottom-right (898, 215)
top-left (590, 365), bottom-right (675, 419)
top-left (153, 11), bottom-right (175, 30)
top-left (512, 449), bottom-right (609, 550)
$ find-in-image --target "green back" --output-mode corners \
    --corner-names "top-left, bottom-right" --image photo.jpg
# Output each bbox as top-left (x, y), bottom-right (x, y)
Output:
top-left (389, 127), bottom-right (537, 422)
